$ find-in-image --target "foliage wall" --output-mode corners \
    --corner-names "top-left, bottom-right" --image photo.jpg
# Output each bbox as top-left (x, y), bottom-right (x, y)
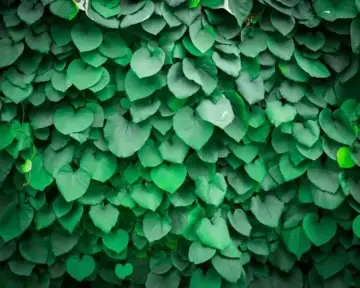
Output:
top-left (1, 0), bottom-right (360, 287)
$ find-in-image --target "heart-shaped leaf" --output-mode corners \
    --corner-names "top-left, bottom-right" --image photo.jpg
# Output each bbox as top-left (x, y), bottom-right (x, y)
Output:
top-left (89, 203), bottom-right (119, 233)
top-left (104, 114), bottom-right (151, 158)
top-left (302, 213), bottom-right (337, 246)
top-left (266, 100), bottom-right (297, 127)
top-left (55, 165), bottom-right (91, 202)
top-left (196, 217), bottom-right (231, 250)
top-left (319, 108), bottom-right (356, 145)
top-left (194, 174), bottom-right (227, 206)
top-left (115, 263), bottom-right (133, 279)
top-left (236, 71), bottom-right (265, 105)
top-left (54, 105), bottom-right (94, 135)
top-left (130, 183), bottom-right (164, 211)
top-left (130, 44), bottom-right (165, 78)
top-left (173, 107), bottom-right (214, 150)
top-left (251, 195), bottom-right (284, 228)
top-left (196, 98), bottom-right (235, 129)
top-left (67, 59), bottom-right (103, 90)
top-left (71, 21), bottom-right (103, 52)
top-left (188, 241), bottom-right (216, 264)
top-left (150, 163), bottom-right (187, 194)
top-left (189, 18), bottom-right (216, 53)
top-left (66, 255), bottom-right (95, 281)
top-left (102, 229), bottom-right (129, 253)
top-left (143, 211), bottom-right (172, 242)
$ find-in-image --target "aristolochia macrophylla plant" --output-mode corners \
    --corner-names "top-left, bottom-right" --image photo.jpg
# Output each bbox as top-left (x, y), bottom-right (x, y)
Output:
top-left (0, 0), bottom-right (360, 287)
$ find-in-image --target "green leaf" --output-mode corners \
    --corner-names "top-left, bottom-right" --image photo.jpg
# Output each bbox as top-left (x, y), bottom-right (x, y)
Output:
top-left (159, 134), bottom-right (189, 164)
top-left (51, 228), bottom-right (81, 256)
top-left (0, 41), bottom-right (24, 69)
top-left (55, 165), bottom-right (91, 202)
top-left (143, 211), bottom-right (172, 242)
top-left (228, 0), bottom-right (253, 26)
top-left (19, 236), bottom-right (48, 264)
top-left (319, 108), bottom-right (356, 145)
top-left (150, 163), bottom-right (187, 194)
top-left (294, 50), bottom-right (330, 78)
top-left (282, 226), bottom-right (311, 260)
top-left (26, 154), bottom-right (53, 191)
top-left (17, 1), bottom-right (44, 25)
top-left (194, 173), bottom-right (227, 206)
top-left (336, 146), bottom-right (356, 168)
top-left (137, 139), bottom-right (163, 168)
top-left (71, 21), bottom-right (103, 52)
top-left (189, 18), bottom-right (216, 53)
top-left (314, 246), bottom-right (349, 279)
top-left (228, 209), bottom-right (252, 237)
top-left (130, 44), bottom-right (165, 79)
top-left (353, 215), bottom-right (360, 238)
top-left (115, 263), bottom-right (133, 279)
top-left (168, 62), bottom-right (200, 98)
top-left (351, 19), bottom-right (360, 53)
top-left (196, 217), bottom-right (231, 250)
top-left (270, 11), bottom-right (295, 36)
top-left (80, 150), bottom-right (117, 182)
top-left (104, 114), bottom-right (151, 158)
top-left (267, 35), bottom-right (294, 61)
top-left (279, 154), bottom-right (309, 181)
top-left (92, 0), bottom-right (120, 18)
top-left (182, 57), bottom-right (218, 95)
top-left (146, 270), bottom-right (181, 288)
top-left (266, 100), bottom-right (297, 127)
top-left (278, 60), bottom-right (310, 83)
top-left (125, 69), bottom-right (161, 101)
top-left (244, 158), bottom-right (267, 182)
top-left (295, 31), bottom-right (325, 52)
top-left (9, 260), bottom-right (35, 276)
top-left (120, 1), bottom-right (155, 28)
top-left (0, 203), bottom-right (34, 242)
top-left (302, 213), bottom-right (337, 246)
top-left (213, 48), bottom-right (241, 76)
top-left (99, 31), bottom-right (128, 59)
top-left (66, 255), bottom-right (95, 281)
top-left (196, 97), bottom-right (234, 129)
top-left (211, 254), bottom-right (242, 283)
top-left (236, 71), bottom-right (265, 105)
top-left (190, 268), bottom-right (221, 288)
top-left (130, 183), bottom-right (164, 211)
top-left (20, 159), bottom-right (32, 173)
top-left (50, 0), bottom-right (79, 20)
top-left (1, 79), bottom-right (33, 104)
top-left (251, 195), bottom-right (284, 228)
top-left (58, 203), bottom-right (83, 233)
top-left (102, 229), bottom-right (129, 253)
top-left (44, 145), bottom-right (75, 177)
top-left (239, 28), bottom-right (268, 58)
top-left (313, 0), bottom-right (357, 21)
top-left (292, 120), bottom-right (320, 148)
top-left (54, 105), bottom-right (94, 135)
top-left (89, 203), bottom-right (119, 233)
top-left (173, 107), bottom-right (214, 150)
top-left (142, 16), bottom-right (167, 35)
top-left (307, 161), bottom-right (339, 193)
top-left (188, 241), bottom-right (216, 264)
top-left (67, 59), bottom-right (103, 90)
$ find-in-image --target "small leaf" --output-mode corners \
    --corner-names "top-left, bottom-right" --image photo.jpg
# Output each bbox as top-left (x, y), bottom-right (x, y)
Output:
top-left (20, 159), bottom-right (32, 173)
top-left (143, 211), bottom-right (172, 242)
top-left (66, 255), bottom-right (95, 281)
top-left (337, 147), bottom-right (356, 168)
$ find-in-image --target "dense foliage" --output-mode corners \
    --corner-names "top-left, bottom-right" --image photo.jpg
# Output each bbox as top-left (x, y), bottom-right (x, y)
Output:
top-left (1, 0), bottom-right (360, 287)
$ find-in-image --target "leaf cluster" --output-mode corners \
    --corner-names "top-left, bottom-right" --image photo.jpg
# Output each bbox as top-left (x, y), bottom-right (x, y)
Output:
top-left (1, 0), bottom-right (360, 287)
